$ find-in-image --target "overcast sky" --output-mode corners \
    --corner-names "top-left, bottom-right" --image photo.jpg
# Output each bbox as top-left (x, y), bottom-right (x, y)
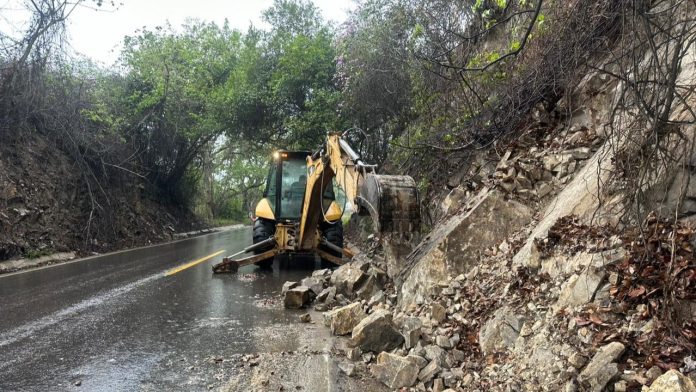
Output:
top-left (2, 0), bottom-right (353, 65)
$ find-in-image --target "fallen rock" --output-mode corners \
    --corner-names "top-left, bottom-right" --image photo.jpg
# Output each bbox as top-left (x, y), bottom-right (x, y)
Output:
top-left (355, 275), bottom-right (380, 300)
top-left (402, 317), bottom-right (422, 349)
top-left (316, 286), bottom-right (336, 303)
top-left (330, 263), bottom-right (367, 296)
top-left (433, 378), bottom-right (445, 392)
top-left (352, 309), bottom-right (404, 352)
top-left (431, 303), bottom-right (447, 323)
top-left (435, 335), bottom-right (451, 349)
top-left (284, 286), bottom-right (311, 309)
top-left (577, 342), bottom-right (625, 392)
top-left (536, 182), bottom-right (553, 198)
top-left (346, 347), bottom-right (362, 361)
top-left (568, 352), bottom-right (588, 369)
top-left (339, 362), bottom-right (356, 377)
top-left (418, 359), bottom-right (441, 382)
top-left (299, 313), bottom-right (311, 323)
top-left (300, 276), bottom-right (324, 296)
top-left (479, 306), bottom-right (524, 355)
top-left (323, 302), bottom-right (366, 335)
top-left (555, 267), bottom-right (606, 310)
top-left (368, 290), bottom-right (385, 307)
top-left (367, 266), bottom-right (388, 286)
top-left (645, 370), bottom-right (696, 392)
top-left (370, 352), bottom-right (419, 389)
top-left (405, 354), bottom-right (428, 369)
top-left (443, 369), bottom-right (462, 387)
top-left (312, 268), bottom-right (332, 278)
top-left (281, 281), bottom-right (299, 295)
top-left (423, 345), bottom-right (448, 366)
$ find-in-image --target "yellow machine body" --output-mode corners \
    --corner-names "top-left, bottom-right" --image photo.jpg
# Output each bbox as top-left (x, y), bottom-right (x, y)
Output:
top-left (212, 133), bottom-right (419, 273)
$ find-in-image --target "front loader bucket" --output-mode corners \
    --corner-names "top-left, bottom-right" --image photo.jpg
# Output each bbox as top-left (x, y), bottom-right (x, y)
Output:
top-left (357, 173), bottom-right (420, 234)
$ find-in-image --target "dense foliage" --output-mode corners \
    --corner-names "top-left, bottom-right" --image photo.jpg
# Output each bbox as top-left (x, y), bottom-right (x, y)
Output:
top-left (0, 0), bottom-right (640, 224)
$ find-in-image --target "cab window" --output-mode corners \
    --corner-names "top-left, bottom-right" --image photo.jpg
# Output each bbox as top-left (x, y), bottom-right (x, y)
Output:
top-left (279, 158), bottom-right (307, 219)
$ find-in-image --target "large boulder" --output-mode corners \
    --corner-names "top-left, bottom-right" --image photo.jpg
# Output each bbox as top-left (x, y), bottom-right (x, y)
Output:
top-left (330, 263), bottom-right (367, 296)
top-left (370, 352), bottom-right (419, 389)
top-left (479, 306), bottom-right (524, 356)
top-left (577, 342), bottom-right (625, 392)
top-left (283, 286), bottom-right (311, 309)
top-left (323, 302), bottom-right (366, 336)
top-left (645, 370), bottom-right (696, 392)
top-left (352, 309), bottom-right (404, 352)
top-left (300, 276), bottom-right (325, 296)
top-left (398, 190), bottom-right (533, 307)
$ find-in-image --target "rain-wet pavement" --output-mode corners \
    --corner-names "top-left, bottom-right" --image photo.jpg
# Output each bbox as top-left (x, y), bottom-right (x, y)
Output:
top-left (0, 227), bottom-right (386, 391)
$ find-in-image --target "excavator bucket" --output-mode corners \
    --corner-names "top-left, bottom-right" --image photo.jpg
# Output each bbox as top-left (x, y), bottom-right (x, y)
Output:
top-left (358, 173), bottom-right (420, 234)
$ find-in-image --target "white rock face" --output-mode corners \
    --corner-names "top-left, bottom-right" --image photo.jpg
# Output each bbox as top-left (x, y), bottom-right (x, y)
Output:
top-left (398, 190), bottom-right (533, 307)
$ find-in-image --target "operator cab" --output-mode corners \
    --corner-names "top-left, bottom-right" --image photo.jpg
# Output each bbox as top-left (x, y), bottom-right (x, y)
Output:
top-left (261, 150), bottom-right (338, 223)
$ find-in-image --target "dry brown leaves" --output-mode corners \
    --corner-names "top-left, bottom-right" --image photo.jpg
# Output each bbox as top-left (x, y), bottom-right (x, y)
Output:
top-left (534, 215), bottom-right (618, 257)
top-left (608, 213), bottom-right (695, 371)
top-left (545, 212), bottom-right (694, 382)
top-left (509, 266), bottom-right (552, 306)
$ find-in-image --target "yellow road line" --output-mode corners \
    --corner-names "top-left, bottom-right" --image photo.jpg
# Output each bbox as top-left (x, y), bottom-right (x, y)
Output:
top-left (165, 250), bottom-right (226, 276)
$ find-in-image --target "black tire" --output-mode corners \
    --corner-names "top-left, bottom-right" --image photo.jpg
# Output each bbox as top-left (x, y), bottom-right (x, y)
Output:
top-left (319, 220), bottom-right (343, 268)
top-left (253, 218), bottom-right (276, 268)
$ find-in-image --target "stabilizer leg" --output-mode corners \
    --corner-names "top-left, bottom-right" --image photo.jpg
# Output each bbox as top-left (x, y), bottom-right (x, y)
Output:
top-left (212, 248), bottom-right (280, 274)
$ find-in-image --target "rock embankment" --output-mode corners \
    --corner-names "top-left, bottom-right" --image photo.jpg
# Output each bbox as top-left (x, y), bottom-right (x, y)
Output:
top-left (284, 225), bottom-right (694, 391)
top-left (279, 63), bottom-right (696, 390)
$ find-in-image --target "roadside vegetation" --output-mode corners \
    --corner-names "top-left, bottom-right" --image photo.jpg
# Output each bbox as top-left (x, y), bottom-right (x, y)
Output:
top-left (1, 0), bottom-right (694, 255)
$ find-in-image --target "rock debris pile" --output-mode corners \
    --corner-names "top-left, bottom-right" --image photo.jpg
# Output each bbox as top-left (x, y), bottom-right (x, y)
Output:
top-left (283, 214), bottom-right (695, 391)
top-left (278, 67), bottom-right (696, 391)
top-left (279, 149), bottom-right (694, 392)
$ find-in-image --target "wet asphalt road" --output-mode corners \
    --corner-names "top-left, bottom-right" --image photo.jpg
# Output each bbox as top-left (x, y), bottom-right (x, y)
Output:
top-left (0, 227), bottom-right (385, 392)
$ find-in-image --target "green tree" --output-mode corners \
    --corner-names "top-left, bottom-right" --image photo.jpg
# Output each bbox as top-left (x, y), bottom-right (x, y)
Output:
top-left (117, 21), bottom-right (243, 202)
top-left (336, 0), bottom-right (415, 163)
top-left (224, 0), bottom-right (345, 151)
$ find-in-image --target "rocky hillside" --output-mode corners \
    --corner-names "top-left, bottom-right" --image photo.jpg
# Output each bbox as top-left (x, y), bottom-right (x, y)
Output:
top-left (278, 12), bottom-right (696, 392)
top-left (0, 130), bottom-right (204, 272)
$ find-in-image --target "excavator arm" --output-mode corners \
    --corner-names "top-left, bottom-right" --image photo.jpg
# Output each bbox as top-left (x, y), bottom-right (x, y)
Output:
top-left (298, 133), bottom-right (420, 250)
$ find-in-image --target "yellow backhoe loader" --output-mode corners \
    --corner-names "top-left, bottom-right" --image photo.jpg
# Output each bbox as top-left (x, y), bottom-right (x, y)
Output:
top-left (212, 132), bottom-right (420, 273)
